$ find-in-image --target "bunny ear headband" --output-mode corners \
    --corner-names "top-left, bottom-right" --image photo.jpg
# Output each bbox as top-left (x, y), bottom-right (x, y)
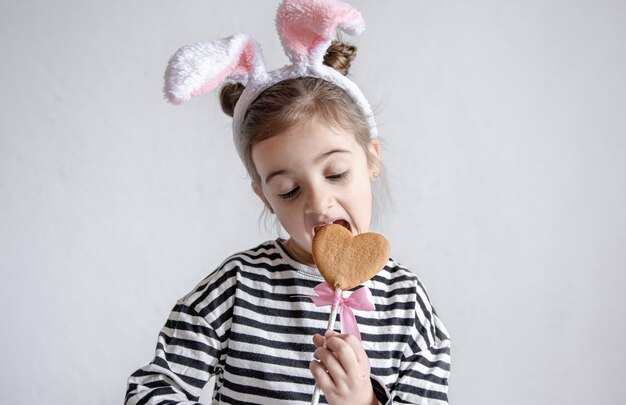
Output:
top-left (163, 0), bottom-right (378, 161)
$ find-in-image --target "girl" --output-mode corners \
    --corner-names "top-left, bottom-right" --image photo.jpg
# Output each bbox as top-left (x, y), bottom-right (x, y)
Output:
top-left (126, 1), bottom-right (450, 404)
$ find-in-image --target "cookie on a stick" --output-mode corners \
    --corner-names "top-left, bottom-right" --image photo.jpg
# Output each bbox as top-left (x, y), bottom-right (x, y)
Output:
top-left (309, 223), bottom-right (390, 405)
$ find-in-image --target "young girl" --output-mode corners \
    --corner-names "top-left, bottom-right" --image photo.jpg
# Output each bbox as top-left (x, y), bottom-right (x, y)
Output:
top-left (126, 1), bottom-right (450, 404)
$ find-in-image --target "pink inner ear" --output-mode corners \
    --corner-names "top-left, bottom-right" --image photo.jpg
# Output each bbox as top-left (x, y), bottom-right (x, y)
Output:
top-left (232, 42), bottom-right (256, 76)
top-left (280, 24), bottom-right (324, 57)
top-left (190, 41), bottom-right (256, 99)
top-left (277, 0), bottom-right (364, 58)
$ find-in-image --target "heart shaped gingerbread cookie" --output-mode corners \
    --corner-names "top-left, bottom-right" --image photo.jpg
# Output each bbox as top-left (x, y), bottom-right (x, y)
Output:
top-left (312, 224), bottom-right (390, 290)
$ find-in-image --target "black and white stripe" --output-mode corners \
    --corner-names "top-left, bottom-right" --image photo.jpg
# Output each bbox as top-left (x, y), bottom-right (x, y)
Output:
top-left (126, 240), bottom-right (451, 404)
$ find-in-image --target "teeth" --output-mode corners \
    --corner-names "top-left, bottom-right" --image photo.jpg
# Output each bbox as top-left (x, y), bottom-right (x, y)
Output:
top-left (313, 222), bottom-right (334, 235)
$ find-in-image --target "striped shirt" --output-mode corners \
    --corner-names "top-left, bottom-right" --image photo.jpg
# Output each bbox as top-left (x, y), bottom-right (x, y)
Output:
top-left (126, 239), bottom-right (450, 404)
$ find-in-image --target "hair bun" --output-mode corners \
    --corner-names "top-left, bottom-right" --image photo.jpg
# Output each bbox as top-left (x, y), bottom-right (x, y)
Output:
top-left (220, 82), bottom-right (246, 117)
top-left (323, 40), bottom-right (357, 76)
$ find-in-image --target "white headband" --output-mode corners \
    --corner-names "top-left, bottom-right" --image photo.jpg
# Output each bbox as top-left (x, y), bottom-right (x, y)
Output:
top-left (163, 0), bottom-right (377, 161)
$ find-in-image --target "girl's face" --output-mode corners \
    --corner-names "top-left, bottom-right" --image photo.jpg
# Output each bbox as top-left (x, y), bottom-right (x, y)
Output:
top-left (251, 121), bottom-right (380, 265)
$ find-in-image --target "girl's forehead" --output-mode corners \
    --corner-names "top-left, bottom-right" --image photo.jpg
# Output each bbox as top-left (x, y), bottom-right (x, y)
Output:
top-left (255, 123), bottom-right (360, 155)
top-left (251, 123), bottom-right (366, 176)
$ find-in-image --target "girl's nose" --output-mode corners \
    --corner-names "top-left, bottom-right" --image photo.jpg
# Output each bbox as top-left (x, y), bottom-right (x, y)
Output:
top-left (304, 185), bottom-right (333, 214)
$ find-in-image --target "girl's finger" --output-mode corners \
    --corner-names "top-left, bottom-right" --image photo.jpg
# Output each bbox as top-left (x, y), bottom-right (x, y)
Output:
top-left (314, 345), bottom-right (347, 381)
top-left (324, 334), bottom-right (360, 371)
top-left (310, 358), bottom-right (334, 389)
top-left (312, 333), bottom-right (325, 348)
top-left (340, 333), bottom-right (370, 365)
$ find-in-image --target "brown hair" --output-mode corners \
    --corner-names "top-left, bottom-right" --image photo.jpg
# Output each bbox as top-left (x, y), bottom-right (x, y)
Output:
top-left (219, 41), bottom-right (376, 183)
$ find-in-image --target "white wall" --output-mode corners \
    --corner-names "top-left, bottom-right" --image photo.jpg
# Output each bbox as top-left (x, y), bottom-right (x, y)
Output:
top-left (1, 1), bottom-right (625, 404)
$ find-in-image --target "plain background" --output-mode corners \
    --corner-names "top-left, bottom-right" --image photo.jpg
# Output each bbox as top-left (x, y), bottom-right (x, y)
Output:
top-left (1, 0), bottom-right (625, 404)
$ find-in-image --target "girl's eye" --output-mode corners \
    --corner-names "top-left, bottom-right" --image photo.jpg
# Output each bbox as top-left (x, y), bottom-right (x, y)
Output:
top-left (327, 171), bottom-right (348, 182)
top-left (278, 187), bottom-right (300, 200)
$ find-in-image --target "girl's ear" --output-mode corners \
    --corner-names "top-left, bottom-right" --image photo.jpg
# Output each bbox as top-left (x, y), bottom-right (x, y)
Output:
top-left (251, 181), bottom-right (274, 214)
top-left (368, 139), bottom-right (381, 180)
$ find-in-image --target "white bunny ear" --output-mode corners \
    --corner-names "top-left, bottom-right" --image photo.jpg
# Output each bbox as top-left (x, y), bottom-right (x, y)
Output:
top-left (164, 32), bottom-right (264, 104)
top-left (276, 0), bottom-right (364, 64)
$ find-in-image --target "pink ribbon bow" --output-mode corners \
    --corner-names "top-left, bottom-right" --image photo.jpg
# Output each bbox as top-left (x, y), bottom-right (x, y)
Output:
top-left (308, 281), bottom-right (375, 340)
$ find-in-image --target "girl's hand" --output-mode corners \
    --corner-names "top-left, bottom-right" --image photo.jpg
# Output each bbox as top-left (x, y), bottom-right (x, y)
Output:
top-left (310, 331), bottom-right (378, 405)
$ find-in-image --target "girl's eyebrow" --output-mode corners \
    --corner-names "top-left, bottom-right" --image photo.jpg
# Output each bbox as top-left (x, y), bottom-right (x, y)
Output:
top-left (265, 169), bottom-right (287, 185)
top-left (264, 148), bottom-right (351, 184)
top-left (317, 148), bottom-right (351, 163)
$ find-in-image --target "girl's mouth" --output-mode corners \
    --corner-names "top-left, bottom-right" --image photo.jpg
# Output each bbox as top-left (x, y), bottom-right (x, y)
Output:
top-left (313, 219), bottom-right (352, 235)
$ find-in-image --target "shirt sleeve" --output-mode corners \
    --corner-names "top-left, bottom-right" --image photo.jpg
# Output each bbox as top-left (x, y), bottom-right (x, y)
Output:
top-left (386, 279), bottom-right (452, 404)
top-left (125, 264), bottom-right (238, 405)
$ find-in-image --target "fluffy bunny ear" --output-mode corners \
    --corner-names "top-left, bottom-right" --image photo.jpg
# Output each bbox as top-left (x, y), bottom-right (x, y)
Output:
top-left (276, 0), bottom-right (364, 64)
top-left (164, 32), bottom-right (264, 104)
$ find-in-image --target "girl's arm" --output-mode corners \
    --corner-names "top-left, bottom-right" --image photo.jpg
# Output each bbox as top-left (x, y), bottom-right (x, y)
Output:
top-left (389, 282), bottom-right (451, 405)
top-left (125, 263), bottom-right (237, 405)
top-left (125, 301), bottom-right (222, 405)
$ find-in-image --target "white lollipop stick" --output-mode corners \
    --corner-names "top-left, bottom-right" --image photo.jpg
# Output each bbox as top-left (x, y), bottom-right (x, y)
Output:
top-left (311, 287), bottom-right (342, 405)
